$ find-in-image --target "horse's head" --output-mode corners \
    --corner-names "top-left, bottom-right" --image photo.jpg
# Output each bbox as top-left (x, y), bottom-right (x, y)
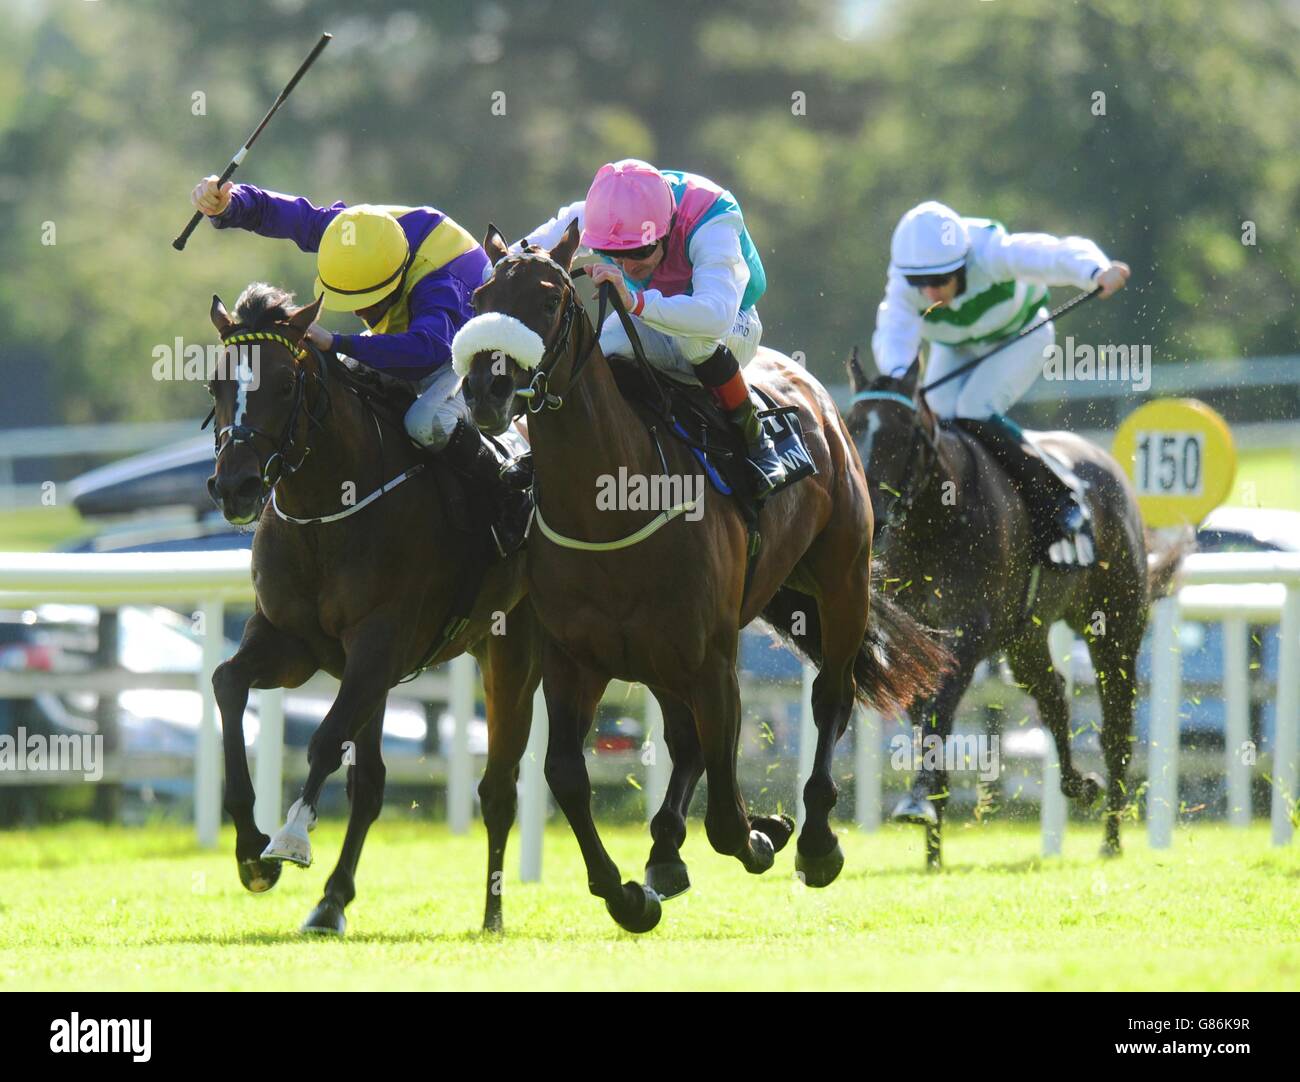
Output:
top-left (457, 220), bottom-right (587, 437)
top-left (205, 284), bottom-right (326, 525)
top-left (844, 351), bottom-right (939, 541)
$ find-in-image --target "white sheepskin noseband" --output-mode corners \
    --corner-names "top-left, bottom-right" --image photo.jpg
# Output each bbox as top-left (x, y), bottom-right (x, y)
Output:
top-left (452, 313), bottom-right (546, 376)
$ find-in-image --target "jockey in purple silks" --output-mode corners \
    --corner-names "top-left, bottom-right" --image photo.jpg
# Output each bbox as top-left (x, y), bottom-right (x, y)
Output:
top-left (191, 176), bottom-right (532, 555)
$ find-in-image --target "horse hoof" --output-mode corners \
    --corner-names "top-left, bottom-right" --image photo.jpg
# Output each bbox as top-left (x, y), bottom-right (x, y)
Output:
top-left (749, 814), bottom-right (796, 853)
top-left (238, 857), bottom-right (282, 894)
top-left (262, 798), bottom-right (316, 867)
top-left (300, 901), bottom-right (346, 936)
top-left (1100, 839), bottom-right (1122, 859)
top-left (482, 912), bottom-right (504, 935)
top-left (743, 830), bottom-right (776, 875)
top-left (892, 794), bottom-right (939, 826)
top-left (645, 860), bottom-right (691, 900)
top-left (796, 839), bottom-right (845, 888)
top-left (605, 882), bottom-right (662, 934)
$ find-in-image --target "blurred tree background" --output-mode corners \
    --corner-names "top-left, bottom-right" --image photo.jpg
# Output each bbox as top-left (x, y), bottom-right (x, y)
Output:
top-left (0, 0), bottom-right (1296, 427)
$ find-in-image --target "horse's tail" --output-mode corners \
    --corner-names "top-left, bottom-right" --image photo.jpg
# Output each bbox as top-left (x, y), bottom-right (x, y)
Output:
top-left (1146, 526), bottom-right (1195, 602)
top-left (760, 568), bottom-right (953, 716)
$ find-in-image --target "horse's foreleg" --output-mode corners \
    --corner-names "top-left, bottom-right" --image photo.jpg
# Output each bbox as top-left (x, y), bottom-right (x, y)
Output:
top-left (301, 705), bottom-right (385, 936)
top-left (213, 609), bottom-right (317, 892)
top-left (1090, 630), bottom-right (1141, 858)
top-left (541, 638), bottom-right (660, 933)
top-left (892, 646), bottom-right (980, 869)
top-left (263, 612), bottom-right (399, 868)
top-left (475, 604), bottom-right (542, 934)
top-left (644, 690), bottom-right (705, 900)
top-left (691, 653), bottom-right (778, 877)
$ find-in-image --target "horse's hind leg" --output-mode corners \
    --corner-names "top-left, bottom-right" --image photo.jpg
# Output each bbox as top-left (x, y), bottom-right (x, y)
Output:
top-left (301, 705), bottom-right (385, 936)
top-left (645, 690), bottom-right (704, 899)
top-left (541, 638), bottom-right (661, 934)
top-left (1007, 632), bottom-right (1102, 807)
top-left (475, 606), bottom-right (542, 933)
top-left (212, 609), bottom-right (317, 892)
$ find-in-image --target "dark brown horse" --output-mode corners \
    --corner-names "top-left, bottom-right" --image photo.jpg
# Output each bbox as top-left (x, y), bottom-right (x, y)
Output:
top-left (845, 353), bottom-right (1182, 867)
top-left (205, 283), bottom-right (541, 934)
top-left (459, 224), bottom-right (949, 933)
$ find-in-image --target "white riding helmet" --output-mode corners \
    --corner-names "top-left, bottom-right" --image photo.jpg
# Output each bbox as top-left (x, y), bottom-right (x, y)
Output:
top-left (890, 201), bottom-right (970, 275)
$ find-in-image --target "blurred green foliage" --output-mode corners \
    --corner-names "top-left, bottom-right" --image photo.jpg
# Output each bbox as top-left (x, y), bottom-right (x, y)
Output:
top-left (1, 0), bottom-right (1296, 424)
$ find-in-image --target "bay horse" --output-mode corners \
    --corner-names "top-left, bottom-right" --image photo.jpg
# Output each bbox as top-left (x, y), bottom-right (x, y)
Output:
top-left (204, 282), bottom-right (541, 934)
top-left (459, 223), bottom-right (949, 933)
top-left (844, 352), bottom-right (1183, 867)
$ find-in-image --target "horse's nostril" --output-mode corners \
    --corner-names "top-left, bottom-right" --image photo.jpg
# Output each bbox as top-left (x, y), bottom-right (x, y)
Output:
top-left (206, 475), bottom-right (220, 502)
top-left (235, 475), bottom-right (262, 503)
top-left (489, 375), bottom-right (513, 400)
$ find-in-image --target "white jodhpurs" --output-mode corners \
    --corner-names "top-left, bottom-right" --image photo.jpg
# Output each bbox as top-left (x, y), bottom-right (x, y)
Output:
top-left (923, 310), bottom-right (1054, 420)
top-left (403, 362), bottom-right (471, 451)
top-left (598, 306), bottom-right (763, 383)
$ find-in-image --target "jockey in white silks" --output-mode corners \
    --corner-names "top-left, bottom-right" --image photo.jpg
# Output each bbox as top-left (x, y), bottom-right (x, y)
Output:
top-left (871, 200), bottom-right (1131, 566)
top-left (518, 159), bottom-right (788, 495)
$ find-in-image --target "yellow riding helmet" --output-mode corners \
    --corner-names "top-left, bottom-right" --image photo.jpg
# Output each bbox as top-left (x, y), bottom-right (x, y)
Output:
top-left (314, 205), bottom-right (411, 312)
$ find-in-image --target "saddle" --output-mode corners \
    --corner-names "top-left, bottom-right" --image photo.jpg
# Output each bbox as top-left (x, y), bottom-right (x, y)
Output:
top-left (605, 354), bottom-right (817, 541)
top-left (947, 417), bottom-right (1093, 568)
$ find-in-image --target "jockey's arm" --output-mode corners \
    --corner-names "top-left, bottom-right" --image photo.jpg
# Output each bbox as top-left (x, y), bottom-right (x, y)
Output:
top-left (636, 215), bottom-right (747, 341)
top-left (331, 273), bottom-right (465, 382)
top-left (517, 200), bottom-right (588, 253)
top-left (210, 184), bottom-right (345, 253)
top-left (979, 227), bottom-right (1113, 291)
top-left (871, 270), bottom-right (926, 377)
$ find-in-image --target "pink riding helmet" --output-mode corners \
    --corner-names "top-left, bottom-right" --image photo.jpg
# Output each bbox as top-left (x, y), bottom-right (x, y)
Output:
top-left (580, 159), bottom-right (676, 251)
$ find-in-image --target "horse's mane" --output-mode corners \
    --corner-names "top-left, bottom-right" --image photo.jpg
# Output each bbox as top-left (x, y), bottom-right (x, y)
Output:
top-left (233, 282), bottom-right (296, 330)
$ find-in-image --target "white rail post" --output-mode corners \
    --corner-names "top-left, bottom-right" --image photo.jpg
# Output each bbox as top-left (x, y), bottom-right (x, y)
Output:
top-left (854, 706), bottom-right (881, 832)
top-left (1042, 623), bottom-right (1072, 857)
top-left (196, 598), bottom-right (224, 848)
top-left (518, 682), bottom-right (548, 882)
top-left (1222, 616), bottom-right (1251, 828)
top-left (447, 654), bottom-right (476, 834)
top-left (1148, 596), bottom-right (1181, 849)
top-left (796, 663), bottom-right (816, 828)
top-left (643, 689), bottom-right (668, 822)
top-left (254, 688), bottom-right (285, 835)
top-left (1272, 588), bottom-right (1299, 846)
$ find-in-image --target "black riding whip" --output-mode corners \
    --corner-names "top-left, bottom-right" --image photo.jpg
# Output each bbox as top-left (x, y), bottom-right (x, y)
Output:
top-left (172, 32), bottom-right (332, 251)
top-left (922, 285), bottom-right (1102, 394)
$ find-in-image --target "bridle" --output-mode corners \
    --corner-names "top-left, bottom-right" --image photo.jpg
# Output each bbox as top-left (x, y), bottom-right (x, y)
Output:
top-left (202, 328), bottom-right (332, 500)
top-left (851, 388), bottom-right (941, 534)
top-left (484, 250), bottom-right (595, 416)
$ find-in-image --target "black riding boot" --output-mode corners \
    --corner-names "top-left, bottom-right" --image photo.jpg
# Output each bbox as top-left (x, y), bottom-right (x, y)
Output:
top-left (442, 421), bottom-right (535, 557)
top-left (694, 345), bottom-right (788, 497)
top-left (955, 415), bottom-right (1094, 567)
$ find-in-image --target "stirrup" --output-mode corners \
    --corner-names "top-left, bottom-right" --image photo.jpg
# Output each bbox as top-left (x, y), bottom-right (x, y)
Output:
top-left (747, 435), bottom-right (788, 497)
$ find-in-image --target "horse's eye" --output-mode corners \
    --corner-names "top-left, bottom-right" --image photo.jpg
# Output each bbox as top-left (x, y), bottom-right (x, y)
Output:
top-left (206, 382), bottom-right (215, 398)
top-left (543, 294), bottom-right (561, 316)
